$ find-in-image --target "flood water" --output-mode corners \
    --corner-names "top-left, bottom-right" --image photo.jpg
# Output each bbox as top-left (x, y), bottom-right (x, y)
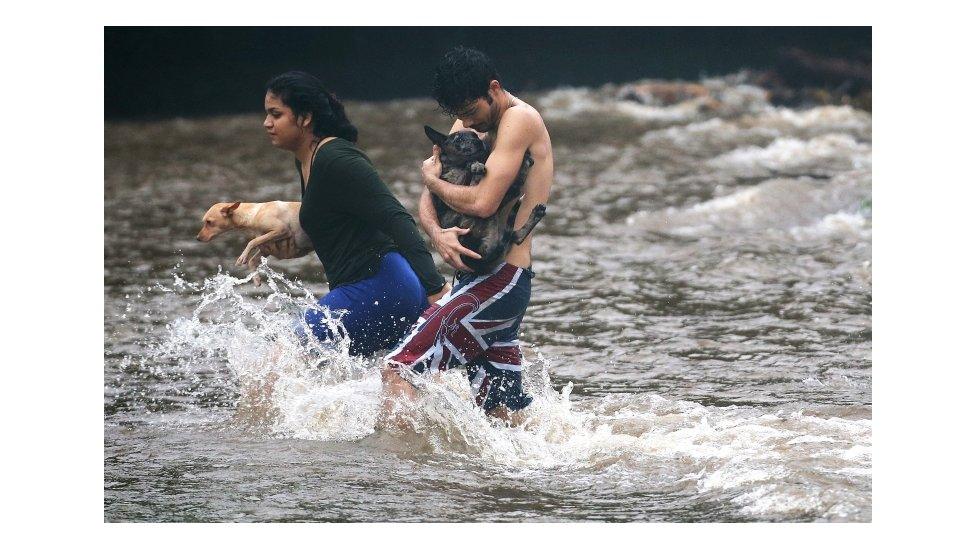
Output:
top-left (104, 74), bottom-right (871, 522)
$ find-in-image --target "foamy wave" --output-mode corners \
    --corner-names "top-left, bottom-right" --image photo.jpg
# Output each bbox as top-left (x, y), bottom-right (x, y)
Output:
top-left (640, 118), bottom-right (776, 150)
top-left (537, 75), bottom-right (770, 124)
top-left (749, 105), bottom-right (872, 136)
top-left (638, 105), bottom-right (871, 153)
top-left (535, 87), bottom-right (610, 118)
top-left (789, 211), bottom-right (871, 240)
top-left (484, 389), bottom-right (869, 519)
top-left (370, 370), bottom-right (870, 519)
top-left (707, 134), bottom-right (871, 177)
top-left (702, 75), bottom-right (770, 114)
top-left (627, 172), bottom-right (871, 237)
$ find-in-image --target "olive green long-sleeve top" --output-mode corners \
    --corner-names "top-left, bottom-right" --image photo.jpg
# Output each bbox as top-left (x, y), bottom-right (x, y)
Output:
top-left (297, 138), bottom-right (445, 294)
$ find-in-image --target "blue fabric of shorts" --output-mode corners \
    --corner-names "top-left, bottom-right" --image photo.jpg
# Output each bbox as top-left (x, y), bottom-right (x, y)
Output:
top-left (302, 252), bottom-right (428, 356)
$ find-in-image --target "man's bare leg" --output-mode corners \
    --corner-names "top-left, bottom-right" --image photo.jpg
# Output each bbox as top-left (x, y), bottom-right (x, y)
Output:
top-left (379, 366), bottom-right (419, 428)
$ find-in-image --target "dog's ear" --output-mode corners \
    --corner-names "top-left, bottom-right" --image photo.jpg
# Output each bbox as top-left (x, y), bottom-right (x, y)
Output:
top-left (424, 125), bottom-right (447, 146)
top-left (221, 201), bottom-right (241, 217)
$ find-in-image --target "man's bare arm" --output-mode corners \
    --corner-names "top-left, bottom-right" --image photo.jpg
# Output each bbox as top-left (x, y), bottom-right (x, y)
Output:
top-left (422, 109), bottom-right (535, 218)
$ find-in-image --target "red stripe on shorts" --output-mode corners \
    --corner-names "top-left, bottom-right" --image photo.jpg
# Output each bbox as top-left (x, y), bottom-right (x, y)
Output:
top-left (387, 265), bottom-right (519, 367)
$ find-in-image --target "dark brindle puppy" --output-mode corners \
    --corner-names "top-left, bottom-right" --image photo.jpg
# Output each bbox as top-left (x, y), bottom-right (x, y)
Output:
top-left (424, 125), bottom-right (546, 274)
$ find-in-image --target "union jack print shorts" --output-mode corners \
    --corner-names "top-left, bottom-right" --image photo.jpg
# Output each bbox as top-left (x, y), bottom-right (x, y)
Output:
top-left (385, 263), bottom-right (534, 412)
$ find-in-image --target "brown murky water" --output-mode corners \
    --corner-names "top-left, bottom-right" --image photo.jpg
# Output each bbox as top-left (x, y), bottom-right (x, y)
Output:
top-left (104, 75), bottom-right (871, 522)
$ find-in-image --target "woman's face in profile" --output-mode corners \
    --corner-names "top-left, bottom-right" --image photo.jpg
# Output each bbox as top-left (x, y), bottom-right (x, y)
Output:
top-left (264, 92), bottom-right (307, 151)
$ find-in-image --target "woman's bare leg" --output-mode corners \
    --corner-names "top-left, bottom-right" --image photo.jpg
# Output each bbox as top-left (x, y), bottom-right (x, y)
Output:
top-left (233, 343), bottom-right (284, 427)
top-left (488, 405), bottom-right (528, 427)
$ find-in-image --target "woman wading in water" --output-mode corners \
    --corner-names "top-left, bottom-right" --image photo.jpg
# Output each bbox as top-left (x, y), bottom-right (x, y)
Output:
top-left (237, 72), bottom-right (449, 424)
top-left (264, 71), bottom-right (449, 356)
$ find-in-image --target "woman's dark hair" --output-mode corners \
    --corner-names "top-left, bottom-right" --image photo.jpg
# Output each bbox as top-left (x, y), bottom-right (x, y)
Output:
top-left (265, 71), bottom-right (358, 143)
top-left (432, 47), bottom-right (501, 116)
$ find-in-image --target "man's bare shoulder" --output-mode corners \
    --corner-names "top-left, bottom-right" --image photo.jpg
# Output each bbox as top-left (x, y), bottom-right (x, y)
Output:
top-left (496, 102), bottom-right (547, 146)
top-left (506, 101), bottom-right (547, 130)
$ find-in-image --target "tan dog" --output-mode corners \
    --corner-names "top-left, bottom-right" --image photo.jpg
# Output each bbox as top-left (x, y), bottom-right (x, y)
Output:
top-left (196, 201), bottom-right (314, 286)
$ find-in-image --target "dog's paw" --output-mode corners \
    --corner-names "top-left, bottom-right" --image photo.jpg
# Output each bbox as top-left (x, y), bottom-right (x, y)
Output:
top-left (236, 250), bottom-right (256, 266)
top-left (470, 162), bottom-right (487, 176)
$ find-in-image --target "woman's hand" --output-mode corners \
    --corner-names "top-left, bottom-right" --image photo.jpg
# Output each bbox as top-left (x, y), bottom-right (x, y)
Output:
top-left (427, 282), bottom-right (451, 305)
top-left (421, 145), bottom-right (442, 187)
top-left (432, 226), bottom-right (481, 272)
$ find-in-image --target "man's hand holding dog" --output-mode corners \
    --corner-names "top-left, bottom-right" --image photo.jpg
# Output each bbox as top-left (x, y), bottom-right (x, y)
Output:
top-left (421, 145), bottom-right (442, 187)
top-left (432, 226), bottom-right (481, 272)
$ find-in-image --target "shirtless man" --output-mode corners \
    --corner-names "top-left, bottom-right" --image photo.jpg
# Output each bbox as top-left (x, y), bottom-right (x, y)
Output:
top-left (382, 47), bottom-right (554, 424)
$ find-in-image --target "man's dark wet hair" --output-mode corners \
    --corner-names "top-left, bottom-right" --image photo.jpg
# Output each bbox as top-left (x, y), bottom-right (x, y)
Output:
top-left (265, 71), bottom-right (358, 143)
top-left (432, 47), bottom-right (501, 116)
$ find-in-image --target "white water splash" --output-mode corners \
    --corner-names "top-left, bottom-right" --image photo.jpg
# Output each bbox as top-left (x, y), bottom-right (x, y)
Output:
top-left (137, 261), bottom-right (870, 520)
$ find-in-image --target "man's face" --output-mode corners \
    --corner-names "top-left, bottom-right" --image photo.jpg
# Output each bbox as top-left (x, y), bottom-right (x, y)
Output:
top-left (455, 96), bottom-right (496, 133)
